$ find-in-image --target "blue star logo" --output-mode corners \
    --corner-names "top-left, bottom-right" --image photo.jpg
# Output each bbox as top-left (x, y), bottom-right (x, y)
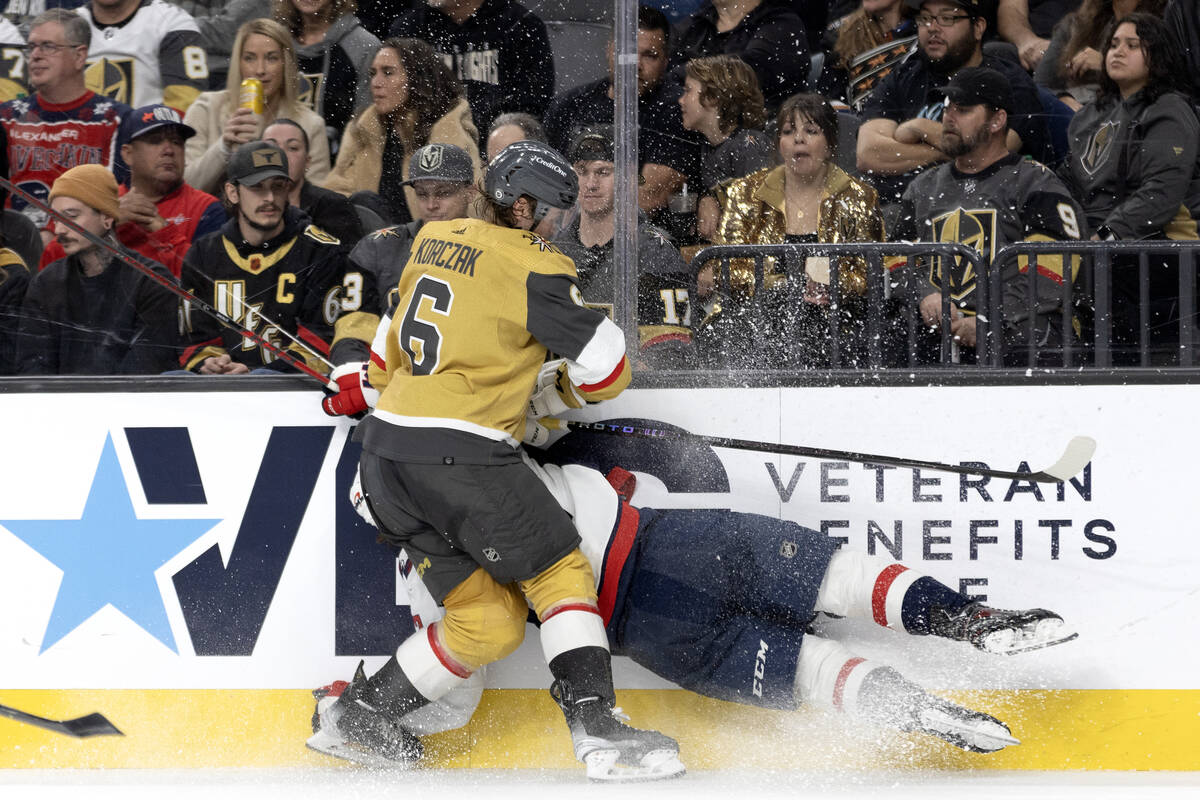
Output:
top-left (0, 434), bottom-right (220, 654)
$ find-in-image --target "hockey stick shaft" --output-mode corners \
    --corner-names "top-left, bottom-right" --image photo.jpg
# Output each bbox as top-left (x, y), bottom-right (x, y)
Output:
top-left (0, 702), bottom-right (123, 737)
top-left (566, 421), bottom-right (1096, 483)
top-left (0, 177), bottom-right (337, 389)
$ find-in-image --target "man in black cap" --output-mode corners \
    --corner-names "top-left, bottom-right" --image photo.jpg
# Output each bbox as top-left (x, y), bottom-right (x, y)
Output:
top-left (857, 0), bottom-right (1050, 205)
top-left (552, 125), bottom-right (696, 369)
top-left (178, 139), bottom-right (377, 375)
top-left (888, 66), bottom-right (1084, 364)
top-left (348, 142), bottom-right (478, 313)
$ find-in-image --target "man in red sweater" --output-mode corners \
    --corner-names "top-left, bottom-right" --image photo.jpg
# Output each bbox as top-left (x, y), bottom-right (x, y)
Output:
top-left (39, 103), bottom-right (223, 276)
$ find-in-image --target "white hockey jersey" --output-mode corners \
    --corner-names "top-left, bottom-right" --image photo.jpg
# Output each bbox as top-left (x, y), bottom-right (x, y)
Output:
top-left (0, 17), bottom-right (25, 103)
top-left (78, 0), bottom-right (208, 111)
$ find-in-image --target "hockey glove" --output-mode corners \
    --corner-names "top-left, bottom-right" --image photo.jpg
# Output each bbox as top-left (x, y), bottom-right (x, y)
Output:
top-left (522, 416), bottom-right (565, 448)
top-left (528, 359), bottom-right (584, 418)
top-left (321, 361), bottom-right (379, 419)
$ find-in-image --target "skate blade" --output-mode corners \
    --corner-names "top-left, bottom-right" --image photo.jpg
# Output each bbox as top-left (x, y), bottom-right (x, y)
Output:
top-left (305, 730), bottom-right (419, 770)
top-left (920, 709), bottom-right (1021, 753)
top-left (981, 619), bottom-right (1079, 655)
top-left (583, 748), bottom-right (686, 783)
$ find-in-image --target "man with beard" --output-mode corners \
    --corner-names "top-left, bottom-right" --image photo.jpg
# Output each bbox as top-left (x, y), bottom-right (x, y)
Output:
top-left (179, 140), bottom-right (376, 374)
top-left (887, 67), bottom-right (1083, 364)
top-left (37, 104), bottom-right (224, 276)
top-left (857, 0), bottom-right (1049, 205)
top-left (264, 118), bottom-right (365, 250)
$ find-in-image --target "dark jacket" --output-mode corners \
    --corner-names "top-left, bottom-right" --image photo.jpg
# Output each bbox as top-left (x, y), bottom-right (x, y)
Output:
top-left (669, 0), bottom-right (809, 110)
top-left (17, 248), bottom-right (179, 375)
top-left (1164, 0), bottom-right (1200, 103)
top-left (0, 247), bottom-right (30, 375)
top-left (389, 0), bottom-right (554, 137)
top-left (861, 51), bottom-right (1053, 203)
top-left (300, 181), bottom-right (366, 251)
top-left (1062, 89), bottom-right (1200, 240)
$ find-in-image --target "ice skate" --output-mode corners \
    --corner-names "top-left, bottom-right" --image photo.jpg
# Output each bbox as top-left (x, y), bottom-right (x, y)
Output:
top-left (858, 667), bottom-right (1019, 753)
top-left (905, 693), bottom-right (1020, 753)
top-left (306, 663), bottom-right (423, 769)
top-left (550, 679), bottom-right (685, 782)
top-left (930, 602), bottom-right (1078, 655)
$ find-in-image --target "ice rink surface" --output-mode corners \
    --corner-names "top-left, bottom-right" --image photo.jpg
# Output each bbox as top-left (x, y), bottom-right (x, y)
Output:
top-left (3, 768), bottom-right (1200, 800)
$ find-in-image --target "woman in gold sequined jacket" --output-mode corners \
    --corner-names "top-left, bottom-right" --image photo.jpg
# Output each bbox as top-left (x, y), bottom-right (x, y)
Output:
top-left (700, 93), bottom-right (884, 369)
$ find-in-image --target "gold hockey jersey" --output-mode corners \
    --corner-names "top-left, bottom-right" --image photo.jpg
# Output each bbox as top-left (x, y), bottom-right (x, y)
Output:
top-left (366, 218), bottom-right (630, 453)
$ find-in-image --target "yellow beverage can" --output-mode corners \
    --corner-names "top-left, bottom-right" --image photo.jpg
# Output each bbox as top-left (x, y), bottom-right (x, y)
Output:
top-left (239, 78), bottom-right (264, 114)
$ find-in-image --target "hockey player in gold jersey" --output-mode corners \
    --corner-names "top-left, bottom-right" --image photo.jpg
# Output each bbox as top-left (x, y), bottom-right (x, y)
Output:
top-left (312, 141), bottom-right (684, 782)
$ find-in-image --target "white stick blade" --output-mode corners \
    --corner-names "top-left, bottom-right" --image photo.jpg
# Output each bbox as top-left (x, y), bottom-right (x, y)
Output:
top-left (1042, 436), bottom-right (1097, 482)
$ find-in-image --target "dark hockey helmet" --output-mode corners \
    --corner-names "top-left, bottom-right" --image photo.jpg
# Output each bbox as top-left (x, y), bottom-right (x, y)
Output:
top-left (485, 141), bottom-right (578, 222)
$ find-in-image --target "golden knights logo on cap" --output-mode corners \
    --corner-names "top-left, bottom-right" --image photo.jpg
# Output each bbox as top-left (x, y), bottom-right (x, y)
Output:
top-left (419, 145), bottom-right (445, 172)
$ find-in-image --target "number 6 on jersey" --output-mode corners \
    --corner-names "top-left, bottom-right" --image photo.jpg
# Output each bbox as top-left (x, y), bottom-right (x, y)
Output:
top-left (399, 275), bottom-right (454, 375)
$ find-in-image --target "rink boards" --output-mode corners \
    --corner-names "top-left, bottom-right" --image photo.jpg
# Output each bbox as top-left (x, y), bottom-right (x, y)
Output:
top-left (1, 385), bottom-right (1198, 770)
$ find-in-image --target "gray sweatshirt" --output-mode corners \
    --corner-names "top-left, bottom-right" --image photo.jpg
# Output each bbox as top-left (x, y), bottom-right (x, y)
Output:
top-left (1063, 89), bottom-right (1200, 240)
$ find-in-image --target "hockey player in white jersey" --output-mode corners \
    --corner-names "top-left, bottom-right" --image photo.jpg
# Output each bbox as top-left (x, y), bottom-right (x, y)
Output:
top-left (309, 425), bottom-right (1077, 766)
top-left (78, 0), bottom-right (209, 112)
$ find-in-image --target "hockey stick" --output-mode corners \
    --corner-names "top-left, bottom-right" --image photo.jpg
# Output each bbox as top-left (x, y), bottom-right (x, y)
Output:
top-left (0, 176), bottom-right (337, 389)
top-left (565, 421), bottom-right (1096, 483)
top-left (0, 702), bottom-right (123, 738)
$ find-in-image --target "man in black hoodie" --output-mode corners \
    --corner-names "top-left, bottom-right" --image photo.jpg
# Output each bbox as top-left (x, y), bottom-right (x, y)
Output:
top-left (668, 0), bottom-right (810, 112)
top-left (16, 163), bottom-right (178, 375)
top-left (389, 0), bottom-right (554, 139)
top-left (178, 140), bottom-right (376, 374)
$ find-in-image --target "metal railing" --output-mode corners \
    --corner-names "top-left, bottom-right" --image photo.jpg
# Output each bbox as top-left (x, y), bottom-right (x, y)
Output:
top-left (692, 241), bottom-right (1200, 370)
top-left (990, 241), bottom-right (1199, 368)
top-left (692, 242), bottom-right (985, 370)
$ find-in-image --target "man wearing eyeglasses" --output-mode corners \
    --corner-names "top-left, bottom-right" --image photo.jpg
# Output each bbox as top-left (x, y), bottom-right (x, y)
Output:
top-left (856, 0), bottom-right (1049, 207)
top-left (0, 9), bottom-right (131, 241)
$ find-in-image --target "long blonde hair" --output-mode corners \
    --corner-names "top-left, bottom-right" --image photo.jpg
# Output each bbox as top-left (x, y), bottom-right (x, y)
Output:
top-left (225, 18), bottom-right (302, 112)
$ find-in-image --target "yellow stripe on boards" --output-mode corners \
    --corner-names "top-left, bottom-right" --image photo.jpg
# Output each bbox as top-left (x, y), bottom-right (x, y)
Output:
top-left (1, 689), bottom-right (1198, 770)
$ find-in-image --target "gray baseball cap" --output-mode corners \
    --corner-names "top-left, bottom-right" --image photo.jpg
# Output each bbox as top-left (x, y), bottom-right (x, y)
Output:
top-left (227, 141), bottom-right (291, 186)
top-left (402, 143), bottom-right (474, 185)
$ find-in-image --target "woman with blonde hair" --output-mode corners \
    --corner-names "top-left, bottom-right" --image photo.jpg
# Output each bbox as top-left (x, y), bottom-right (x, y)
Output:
top-left (321, 37), bottom-right (480, 224)
top-left (184, 17), bottom-right (331, 195)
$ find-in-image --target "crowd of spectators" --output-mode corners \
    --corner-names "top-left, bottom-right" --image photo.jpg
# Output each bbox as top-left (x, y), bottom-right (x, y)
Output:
top-left (1, 0), bottom-right (1199, 376)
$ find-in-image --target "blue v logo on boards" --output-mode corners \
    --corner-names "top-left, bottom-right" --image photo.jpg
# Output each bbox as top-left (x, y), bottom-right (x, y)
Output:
top-left (0, 426), bottom-right (334, 656)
